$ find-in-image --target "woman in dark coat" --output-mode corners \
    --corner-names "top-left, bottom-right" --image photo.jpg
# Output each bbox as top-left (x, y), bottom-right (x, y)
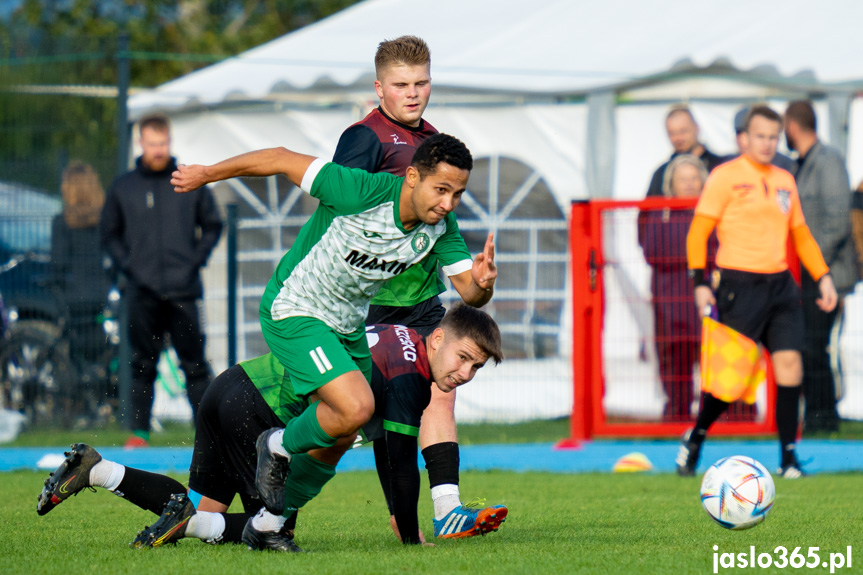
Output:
top-left (51, 161), bottom-right (111, 365)
top-left (641, 154), bottom-right (711, 421)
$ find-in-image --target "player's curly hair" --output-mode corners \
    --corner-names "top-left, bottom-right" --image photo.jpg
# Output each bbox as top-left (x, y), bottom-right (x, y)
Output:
top-left (375, 35), bottom-right (430, 76)
top-left (439, 303), bottom-right (503, 365)
top-left (410, 133), bottom-right (473, 178)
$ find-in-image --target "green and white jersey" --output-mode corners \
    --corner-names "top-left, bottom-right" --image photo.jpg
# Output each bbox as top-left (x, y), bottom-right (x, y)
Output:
top-left (260, 159), bottom-right (472, 335)
top-left (240, 353), bottom-right (307, 424)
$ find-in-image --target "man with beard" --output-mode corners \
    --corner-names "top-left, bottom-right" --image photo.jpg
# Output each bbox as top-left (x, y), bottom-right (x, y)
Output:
top-left (101, 114), bottom-right (222, 448)
top-left (784, 100), bottom-right (856, 432)
top-left (644, 105), bottom-right (725, 198)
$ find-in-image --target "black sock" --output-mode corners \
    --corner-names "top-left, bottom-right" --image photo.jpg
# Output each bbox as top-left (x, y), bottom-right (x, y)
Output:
top-left (692, 394), bottom-right (729, 445)
top-left (115, 467), bottom-right (187, 515)
top-left (221, 513), bottom-right (253, 544)
top-left (283, 510), bottom-right (298, 535)
top-left (776, 385), bottom-right (801, 464)
top-left (422, 442), bottom-right (460, 488)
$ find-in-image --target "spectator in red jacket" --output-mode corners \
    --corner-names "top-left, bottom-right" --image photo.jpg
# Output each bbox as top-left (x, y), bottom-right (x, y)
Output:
top-left (641, 154), bottom-right (711, 421)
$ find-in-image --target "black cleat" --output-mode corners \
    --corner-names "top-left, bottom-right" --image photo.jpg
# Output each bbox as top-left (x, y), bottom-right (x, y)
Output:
top-left (37, 443), bottom-right (102, 516)
top-left (242, 517), bottom-right (305, 553)
top-left (675, 429), bottom-right (702, 477)
top-left (255, 428), bottom-right (291, 515)
top-left (131, 493), bottom-right (196, 548)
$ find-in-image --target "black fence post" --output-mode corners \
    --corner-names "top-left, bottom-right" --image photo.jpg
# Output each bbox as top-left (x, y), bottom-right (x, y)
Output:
top-left (226, 204), bottom-right (238, 366)
top-left (115, 32), bottom-right (132, 427)
top-left (115, 33), bottom-right (130, 177)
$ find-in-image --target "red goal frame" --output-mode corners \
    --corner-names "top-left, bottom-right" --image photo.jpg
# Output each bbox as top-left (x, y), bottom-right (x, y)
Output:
top-left (560, 198), bottom-right (787, 446)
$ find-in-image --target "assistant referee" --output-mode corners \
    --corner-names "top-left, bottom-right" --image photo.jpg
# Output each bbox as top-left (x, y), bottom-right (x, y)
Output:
top-left (677, 104), bottom-right (838, 479)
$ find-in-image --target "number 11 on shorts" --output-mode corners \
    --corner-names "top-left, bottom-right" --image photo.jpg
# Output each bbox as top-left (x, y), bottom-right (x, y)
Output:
top-left (309, 346), bottom-right (333, 374)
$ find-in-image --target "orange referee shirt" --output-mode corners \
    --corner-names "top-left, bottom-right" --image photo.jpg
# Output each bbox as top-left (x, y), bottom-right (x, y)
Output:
top-left (694, 155), bottom-right (805, 274)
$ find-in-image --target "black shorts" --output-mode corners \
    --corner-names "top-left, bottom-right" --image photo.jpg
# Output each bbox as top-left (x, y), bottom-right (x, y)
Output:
top-left (188, 364), bottom-right (284, 514)
top-left (715, 268), bottom-right (804, 353)
top-left (365, 295), bottom-right (446, 337)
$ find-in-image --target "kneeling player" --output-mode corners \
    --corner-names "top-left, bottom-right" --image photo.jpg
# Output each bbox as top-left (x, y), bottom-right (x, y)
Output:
top-left (36, 304), bottom-right (506, 549)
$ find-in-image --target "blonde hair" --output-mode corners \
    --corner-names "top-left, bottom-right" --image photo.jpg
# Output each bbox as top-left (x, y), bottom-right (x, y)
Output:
top-left (374, 36), bottom-right (430, 77)
top-left (61, 161), bottom-right (105, 228)
top-left (661, 154), bottom-right (707, 198)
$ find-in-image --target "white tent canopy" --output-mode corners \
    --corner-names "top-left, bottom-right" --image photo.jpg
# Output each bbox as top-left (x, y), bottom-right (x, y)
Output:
top-left (130, 0), bottom-right (863, 423)
top-left (131, 0), bottom-right (863, 115)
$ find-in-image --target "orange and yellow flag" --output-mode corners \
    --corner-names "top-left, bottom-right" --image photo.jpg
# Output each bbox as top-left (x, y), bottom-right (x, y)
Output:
top-left (700, 317), bottom-right (766, 404)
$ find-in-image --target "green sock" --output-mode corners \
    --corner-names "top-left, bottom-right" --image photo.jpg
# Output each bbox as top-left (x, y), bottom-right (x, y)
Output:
top-left (282, 453), bottom-right (337, 515)
top-left (133, 429), bottom-right (150, 442)
top-left (281, 401), bottom-right (337, 454)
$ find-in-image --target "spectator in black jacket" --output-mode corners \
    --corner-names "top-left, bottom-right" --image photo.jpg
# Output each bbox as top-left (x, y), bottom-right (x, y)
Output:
top-left (644, 105), bottom-right (725, 198)
top-left (100, 114), bottom-right (222, 448)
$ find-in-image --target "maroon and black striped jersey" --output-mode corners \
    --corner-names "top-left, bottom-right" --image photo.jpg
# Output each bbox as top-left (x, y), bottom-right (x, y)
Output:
top-left (333, 107), bottom-right (438, 175)
top-left (361, 323), bottom-right (432, 443)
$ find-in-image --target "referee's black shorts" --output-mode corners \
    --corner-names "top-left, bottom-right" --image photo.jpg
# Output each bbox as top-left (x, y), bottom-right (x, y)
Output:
top-left (188, 364), bottom-right (284, 514)
top-left (715, 268), bottom-right (804, 354)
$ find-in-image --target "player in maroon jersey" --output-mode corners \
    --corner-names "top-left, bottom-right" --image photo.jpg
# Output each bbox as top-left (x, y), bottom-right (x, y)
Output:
top-left (333, 34), bottom-right (504, 539)
top-left (247, 303), bottom-right (506, 549)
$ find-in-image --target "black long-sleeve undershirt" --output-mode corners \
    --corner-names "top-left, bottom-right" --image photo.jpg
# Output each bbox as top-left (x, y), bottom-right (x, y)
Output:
top-left (373, 431), bottom-right (421, 544)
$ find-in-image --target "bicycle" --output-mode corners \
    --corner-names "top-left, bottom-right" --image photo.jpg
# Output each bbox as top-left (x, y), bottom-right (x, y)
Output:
top-left (0, 254), bottom-right (119, 428)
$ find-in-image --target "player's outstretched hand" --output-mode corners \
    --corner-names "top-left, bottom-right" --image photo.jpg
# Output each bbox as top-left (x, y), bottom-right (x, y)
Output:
top-left (471, 232), bottom-right (497, 290)
top-left (171, 164), bottom-right (210, 193)
top-left (816, 273), bottom-right (838, 313)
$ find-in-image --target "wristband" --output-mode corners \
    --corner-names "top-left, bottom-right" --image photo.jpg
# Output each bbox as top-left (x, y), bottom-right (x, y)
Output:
top-left (688, 268), bottom-right (709, 288)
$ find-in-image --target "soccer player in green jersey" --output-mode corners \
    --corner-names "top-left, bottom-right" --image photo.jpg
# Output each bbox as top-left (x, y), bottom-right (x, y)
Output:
top-left (172, 133), bottom-right (497, 537)
top-left (36, 305), bottom-right (505, 551)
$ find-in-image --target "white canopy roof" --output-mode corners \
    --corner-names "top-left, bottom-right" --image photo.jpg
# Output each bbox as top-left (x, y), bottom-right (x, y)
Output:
top-left (130, 0), bottom-right (863, 116)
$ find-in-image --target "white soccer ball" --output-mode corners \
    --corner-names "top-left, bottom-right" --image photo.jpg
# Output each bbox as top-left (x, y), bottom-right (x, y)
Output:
top-left (700, 455), bottom-right (775, 530)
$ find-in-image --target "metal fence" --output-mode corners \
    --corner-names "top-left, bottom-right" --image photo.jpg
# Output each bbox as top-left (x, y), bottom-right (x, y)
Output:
top-left (203, 155), bottom-right (572, 424)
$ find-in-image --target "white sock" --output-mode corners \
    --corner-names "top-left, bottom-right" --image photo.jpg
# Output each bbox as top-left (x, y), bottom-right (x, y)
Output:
top-left (89, 460), bottom-right (125, 492)
top-left (251, 507), bottom-right (287, 532)
top-left (267, 430), bottom-right (290, 458)
top-left (431, 484), bottom-right (461, 520)
top-left (185, 511), bottom-right (226, 542)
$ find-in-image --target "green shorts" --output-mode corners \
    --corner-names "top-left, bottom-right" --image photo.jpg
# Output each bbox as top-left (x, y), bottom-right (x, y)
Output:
top-left (260, 315), bottom-right (371, 397)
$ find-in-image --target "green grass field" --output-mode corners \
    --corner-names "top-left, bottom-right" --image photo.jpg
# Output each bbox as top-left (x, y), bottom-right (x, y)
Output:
top-left (3, 468), bottom-right (861, 575)
top-left (6, 417), bottom-right (863, 448)
top-left (4, 420), bottom-right (863, 573)
top-left (0, 418), bottom-right (574, 448)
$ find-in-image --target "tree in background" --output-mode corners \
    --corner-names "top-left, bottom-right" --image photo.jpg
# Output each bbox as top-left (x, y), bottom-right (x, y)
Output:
top-left (0, 0), bottom-right (360, 191)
